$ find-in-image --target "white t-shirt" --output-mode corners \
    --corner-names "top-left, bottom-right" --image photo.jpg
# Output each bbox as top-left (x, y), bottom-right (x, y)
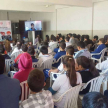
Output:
top-left (38, 54), bottom-right (53, 67)
top-left (58, 63), bottom-right (63, 71)
top-left (11, 47), bottom-right (22, 56)
top-left (49, 41), bottom-right (57, 47)
top-left (66, 42), bottom-right (71, 47)
top-left (38, 47), bottom-right (52, 57)
top-left (52, 73), bottom-right (82, 108)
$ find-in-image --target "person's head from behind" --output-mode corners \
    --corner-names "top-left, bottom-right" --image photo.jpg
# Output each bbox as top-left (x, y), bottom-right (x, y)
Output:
top-left (75, 56), bottom-right (99, 77)
top-left (84, 35), bottom-right (89, 41)
top-left (77, 41), bottom-right (85, 51)
top-left (46, 35), bottom-right (49, 42)
top-left (0, 54), bottom-right (5, 74)
top-left (82, 92), bottom-right (108, 108)
top-left (0, 44), bottom-right (5, 54)
top-left (18, 53), bottom-right (32, 70)
top-left (72, 34), bottom-right (76, 39)
top-left (22, 44), bottom-right (28, 52)
top-left (42, 42), bottom-right (48, 48)
top-left (98, 38), bottom-right (105, 45)
top-left (27, 69), bottom-right (45, 93)
top-left (59, 36), bottom-right (64, 41)
top-left (31, 23), bottom-right (34, 29)
top-left (66, 45), bottom-right (74, 57)
top-left (17, 41), bottom-right (22, 50)
top-left (40, 46), bottom-right (48, 55)
top-left (59, 42), bottom-right (66, 51)
top-left (65, 37), bottom-right (70, 42)
top-left (13, 38), bottom-right (17, 46)
top-left (68, 33), bottom-right (72, 38)
top-left (94, 36), bottom-right (98, 41)
top-left (62, 56), bottom-right (77, 87)
top-left (27, 46), bottom-right (35, 56)
top-left (52, 36), bottom-right (56, 42)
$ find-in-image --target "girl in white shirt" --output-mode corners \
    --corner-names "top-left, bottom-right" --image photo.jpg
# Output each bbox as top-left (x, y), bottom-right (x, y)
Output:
top-left (49, 56), bottom-right (82, 108)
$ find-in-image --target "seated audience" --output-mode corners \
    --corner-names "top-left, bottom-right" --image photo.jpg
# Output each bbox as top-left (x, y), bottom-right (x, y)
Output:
top-left (59, 36), bottom-right (65, 43)
top-left (12, 38), bottom-right (17, 51)
top-left (45, 35), bottom-right (49, 42)
top-left (49, 36), bottom-right (57, 47)
top-left (65, 36), bottom-right (71, 47)
top-left (14, 44), bottom-right (28, 63)
top-left (35, 35), bottom-right (41, 45)
top-left (82, 92), bottom-right (108, 108)
top-left (38, 46), bottom-right (53, 67)
top-left (49, 45), bottom-right (74, 75)
top-left (39, 42), bottom-right (52, 57)
top-left (68, 33), bottom-right (72, 43)
top-left (91, 38), bottom-right (106, 59)
top-left (21, 69), bottom-right (54, 108)
top-left (53, 42), bottom-right (66, 67)
top-left (0, 54), bottom-right (21, 108)
top-left (96, 58), bottom-right (108, 72)
top-left (74, 41), bottom-right (91, 59)
top-left (75, 56), bottom-right (99, 94)
top-left (11, 41), bottom-right (22, 55)
top-left (104, 35), bottom-right (108, 47)
top-left (92, 35), bottom-right (99, 44)
top-left (4, 39), bottom-right (11, 55)
top-left (84, 35), bottom-right (93, 46)
top-left (27, 46), bottom-right (38, 62)
top-left (13, 53), bottom-right (33, 83)
top-left (49, 56), bottom-right (82, 108)
top-left (0, 44), bottom-right (10, 59)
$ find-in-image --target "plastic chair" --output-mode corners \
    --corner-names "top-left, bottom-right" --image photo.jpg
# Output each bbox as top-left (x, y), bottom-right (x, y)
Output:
top-left (54, 84), bottom-right (82, 108)
top-left (79, 75), bottom-right (105, 99)
top-left (5, 59), bottom-right (13, 73)
top-left (39, 58), bottom-right (53, 70)
top-left (10, 71), bottom-right (17, 78)
top-left (91, 48), bottom-right (107, 63)
top-left (50, 70), bottom-right (65, 87)
top-left (53, 55), bottom-right (65, 64)
top-left (20, 81), bottom-right (30, 102)
top-left (11, 51), bottom-right (23, 60)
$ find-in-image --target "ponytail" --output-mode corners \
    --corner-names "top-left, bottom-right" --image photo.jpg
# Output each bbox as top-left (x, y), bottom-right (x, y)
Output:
top-left (89, 59), bottom-right (99, 77)
top-left (76, 56), bottom-right (99, 77)
top-left (62, 56), bottom-right (77, 87)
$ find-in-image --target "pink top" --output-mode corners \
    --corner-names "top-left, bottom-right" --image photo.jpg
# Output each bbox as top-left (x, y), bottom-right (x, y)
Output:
top-left (13, 53), bottom-right (33, 83)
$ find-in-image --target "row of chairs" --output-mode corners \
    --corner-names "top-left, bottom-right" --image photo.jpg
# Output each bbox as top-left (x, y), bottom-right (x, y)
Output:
top-left (20, 74), bottom-right (108, 108)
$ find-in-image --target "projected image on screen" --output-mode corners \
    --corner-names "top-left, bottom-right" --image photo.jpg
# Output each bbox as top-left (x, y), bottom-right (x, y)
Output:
top-left (25, 21), bottom-right (42, 31)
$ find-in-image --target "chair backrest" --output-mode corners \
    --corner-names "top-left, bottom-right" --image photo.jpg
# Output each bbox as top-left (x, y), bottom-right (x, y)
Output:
top-left (50, 43), bottom-right (58, 51)
top-left (40, 58), bottom-right (53, 69)
top-left (5, 59), bottom-right (13, 73)
top-left (100, 48), bottom-right (107, 60)
top-left (54, 85), bottom-right (82, 108)
top-left (11, 51), bottom-right (23, 60)
top-left (56, 55), bottom-right (65, 63)
top-left (81, 75), bottom-right (105, 92)
top-left (20, 81), bottom-right (30, 102)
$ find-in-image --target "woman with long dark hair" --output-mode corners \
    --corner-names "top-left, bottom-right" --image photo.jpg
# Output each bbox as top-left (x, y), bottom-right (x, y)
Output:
top-left (49, 56), bottom-right (82, 108)
top-left (75, 56), bottom-right (99, 94)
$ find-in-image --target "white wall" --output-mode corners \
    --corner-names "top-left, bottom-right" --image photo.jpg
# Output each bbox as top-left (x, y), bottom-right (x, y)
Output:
top-left (56, 6), bottom-right (92, 37)
top-left (93, 1), bottom-right (108, 38)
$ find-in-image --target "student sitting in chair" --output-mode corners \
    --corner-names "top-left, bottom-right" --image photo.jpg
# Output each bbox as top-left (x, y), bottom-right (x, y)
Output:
top-left (74, 41), bottom-right (91, 59)
top-left (53, 42), bottom-right (66, 68)
top-left (39, 42), bottom-right (52, 57)
top-left (48, 45), bottom-right (74, 76)
top-left (27, 46), bottom-right (38, 62)
top-left (49, 56), bottom-right (82, 108)
top-left (38, 46), bottom-right (53, 68)
top-left (91, 38), bottom-right (106, 59)
top-left (65, 36), bottom-right (71, 47)
top-left (21, 69), bottom-right (54, 108)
